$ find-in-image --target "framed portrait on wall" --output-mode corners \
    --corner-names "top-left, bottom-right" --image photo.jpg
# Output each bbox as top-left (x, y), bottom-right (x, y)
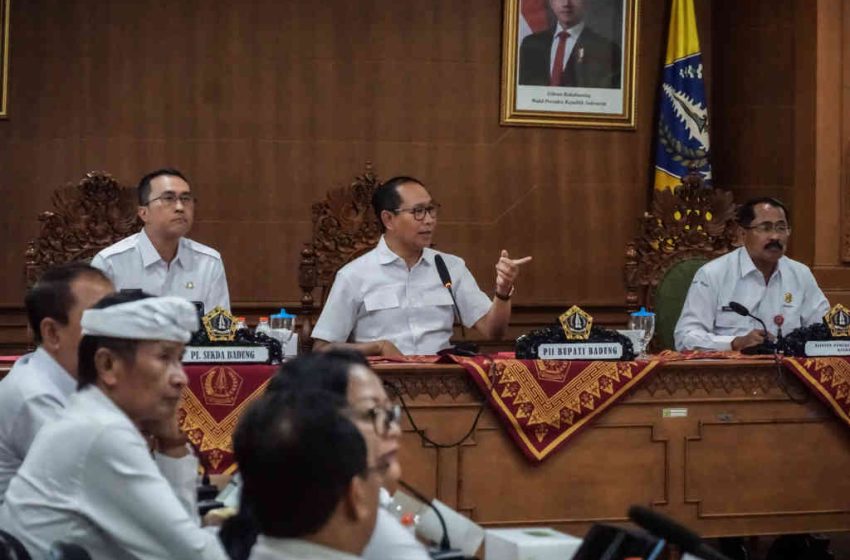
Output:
top-left (501, 0), bottom-right (639, 130)
top-left (0, 0), bottom-right (8, 119)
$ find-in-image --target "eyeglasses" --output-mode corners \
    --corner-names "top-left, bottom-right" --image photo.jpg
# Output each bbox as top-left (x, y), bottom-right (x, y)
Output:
top-left (393, 203), bottom-right (440, 221)
top-left (354, 404), bottom-right (401, 436)
top-left (146, 192), bottom-right (196, 206)
top-left (363, 459), bottom-right (392, 478)
top-left (743, 221), bottom-right (790, 234)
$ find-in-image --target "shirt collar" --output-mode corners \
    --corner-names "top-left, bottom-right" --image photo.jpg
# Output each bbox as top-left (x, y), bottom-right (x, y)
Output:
top-left (556, 20), bottom-right (585, 39)
top-left (255, 536), bottom-right (361, 560)
top-left (375, 235), bottom-right (434, 267)
top-left (32, 347), bottom-right (76, 397)
top-left (73, 385), bottom-right (139, 431)
top-left (138, 228), bottom-right (190, 269)
top-left (738, 246), bottom-right (788, 280)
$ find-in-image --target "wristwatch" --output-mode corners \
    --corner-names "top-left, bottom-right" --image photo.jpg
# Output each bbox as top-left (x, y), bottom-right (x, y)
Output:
top-left (495, 285), bottom-right (515, 301)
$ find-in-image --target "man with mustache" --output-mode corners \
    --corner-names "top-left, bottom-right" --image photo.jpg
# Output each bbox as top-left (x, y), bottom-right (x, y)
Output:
top-left (311, 176), bottom-right (532, 356)
top-left (675, 198), bottom-right (829, 352)
top-left (92, 168), bottom-right (230, 313)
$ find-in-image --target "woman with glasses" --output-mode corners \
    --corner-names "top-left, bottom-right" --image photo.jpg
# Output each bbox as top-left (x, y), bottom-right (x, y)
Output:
top-left (221, 351), bottom-right (428, 560)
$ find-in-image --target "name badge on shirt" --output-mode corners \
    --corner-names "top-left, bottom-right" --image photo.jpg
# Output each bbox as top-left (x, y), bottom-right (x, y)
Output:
top-left (721, 306), bottom-right (733, 312)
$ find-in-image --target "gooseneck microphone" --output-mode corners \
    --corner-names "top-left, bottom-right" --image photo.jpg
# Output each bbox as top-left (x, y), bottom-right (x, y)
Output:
top-left (627, 506), bottom-right (732, 560)
top-left (728, 301), bottom-right (769, 335)
top-left (398, 479), bottom-right (465, 559)
top-left (434, 254), bottom-right (466, 339)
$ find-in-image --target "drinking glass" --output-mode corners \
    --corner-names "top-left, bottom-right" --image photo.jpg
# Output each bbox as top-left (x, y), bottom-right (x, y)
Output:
top-left (627, 313), bottom-right (656, 359)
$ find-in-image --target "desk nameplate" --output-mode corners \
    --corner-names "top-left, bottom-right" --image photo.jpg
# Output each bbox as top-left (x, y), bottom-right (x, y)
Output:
top-left (184, 346), bottom-right (269, 364)
top-left (804, 341), bottom-right (850, 357)
top-left (538, 343), bottom-right (623, 360)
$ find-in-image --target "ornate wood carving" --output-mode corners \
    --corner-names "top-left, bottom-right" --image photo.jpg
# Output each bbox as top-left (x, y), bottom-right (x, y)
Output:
top-left (297, 162), bottom-right (382, 346)
top-left (624, 172), bottom-right (739, 311)
top-left (381, 372), bottom-right (479, 400)
top-left (24, 171), bottom-right (141, 286)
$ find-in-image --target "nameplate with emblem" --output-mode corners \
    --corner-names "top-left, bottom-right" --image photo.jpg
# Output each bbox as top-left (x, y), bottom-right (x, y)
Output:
top-left (184, 346), bottom-right (270, 364)
top-left (803, 341), bottom-right (850, 357)
top-left (538, 343), bottom-right (624, 360)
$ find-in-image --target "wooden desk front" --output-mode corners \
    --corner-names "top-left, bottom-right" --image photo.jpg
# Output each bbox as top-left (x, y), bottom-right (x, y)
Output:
top-left (376, 360), bottom-right (850, 538)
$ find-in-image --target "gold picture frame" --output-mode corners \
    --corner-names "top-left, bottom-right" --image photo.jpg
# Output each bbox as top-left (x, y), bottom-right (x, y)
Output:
top-left (0, 0), bottom-right (8, 119)
top-left (501, 0), bottom-right (639, 130)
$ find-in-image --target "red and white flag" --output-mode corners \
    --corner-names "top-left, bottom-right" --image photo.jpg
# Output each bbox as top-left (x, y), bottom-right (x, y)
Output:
top-left (519, 0), bottom-right (551, 43)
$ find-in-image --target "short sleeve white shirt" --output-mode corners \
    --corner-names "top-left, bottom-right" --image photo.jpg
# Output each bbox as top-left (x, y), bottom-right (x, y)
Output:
top-left (0, 386), bottom-right (228, 560)
top-left (91, 229), bottom-right (230, 313)
top-left (0, 348), bottom-right (75, 504)
top-left (674, 247), bottom-right (830, 351)
top-left (312, 236), bottom-right (493, 355)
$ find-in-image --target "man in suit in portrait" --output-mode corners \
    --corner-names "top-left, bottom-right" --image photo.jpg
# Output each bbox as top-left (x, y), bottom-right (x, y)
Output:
top-left (519, 0), bottom-right (621, 89)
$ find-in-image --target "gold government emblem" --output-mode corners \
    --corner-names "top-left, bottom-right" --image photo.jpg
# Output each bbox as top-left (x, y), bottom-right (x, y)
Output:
top-left (784, 292), bottom-right (793, 304)
top-left (201, 366), bottom-right (243, 406)
top-left (559, 305), bottom-right (592, 341)
top-left (824, 304), bottom-right (850, 338)
top-left (202, 306), bottom-right (237, 342)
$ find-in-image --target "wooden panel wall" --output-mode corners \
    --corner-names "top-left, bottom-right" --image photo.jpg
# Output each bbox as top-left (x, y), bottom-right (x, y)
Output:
top-left (0, 0), bottom-right (670, 314)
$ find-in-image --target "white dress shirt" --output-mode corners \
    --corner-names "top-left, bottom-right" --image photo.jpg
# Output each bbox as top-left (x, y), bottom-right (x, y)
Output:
top-left (362, 488), bottom-right (429, 560)
top-left (312, 236), bottom-right (493, 355)
top-left (0, 348), bottom-right (75, 504)
top-left (248, 537), bottom-right (362, 560)
top-left (0, 387), bottom-right (228, 560)
top-left (674, 247), bottom-right (830, 351)
top-left (91, 228), bottom-right (230, 313)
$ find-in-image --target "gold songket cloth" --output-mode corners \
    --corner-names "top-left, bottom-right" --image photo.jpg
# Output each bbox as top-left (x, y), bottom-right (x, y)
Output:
top-left (783, 357), bottom-right (850, 426)
top-left (449, 355), bottom-right (660, 462)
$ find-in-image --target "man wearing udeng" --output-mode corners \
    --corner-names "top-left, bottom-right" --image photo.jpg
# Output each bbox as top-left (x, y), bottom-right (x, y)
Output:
top-left (675, 198), bottom-right (829, 352)
top-left (312, 176), bottom-right (531, 356)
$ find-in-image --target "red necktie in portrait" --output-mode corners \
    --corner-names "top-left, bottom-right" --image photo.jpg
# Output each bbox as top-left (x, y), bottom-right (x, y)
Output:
top-left (550, 31), bottom-right (569, 86)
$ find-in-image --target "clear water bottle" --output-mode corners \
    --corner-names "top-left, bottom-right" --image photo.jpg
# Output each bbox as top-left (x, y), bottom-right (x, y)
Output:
top-left (235, 316), bottom-right (247, 331)
top-left (254, 316), bottom-right (271, 337)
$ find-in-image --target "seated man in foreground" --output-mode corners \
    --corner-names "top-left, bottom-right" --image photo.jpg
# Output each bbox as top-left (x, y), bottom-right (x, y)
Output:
top-left (0, 263), bottom-right (113, 503)
top-left (0, 294), bottom-right (228, 559)
top-left (312, 176), bottom-right (531, 355)
top-left (91, 168), bottom-right (230, 312)
top-left (675, 197), bottom-right (829, 352)
top-left (234, 390), bottom-right (381, 560)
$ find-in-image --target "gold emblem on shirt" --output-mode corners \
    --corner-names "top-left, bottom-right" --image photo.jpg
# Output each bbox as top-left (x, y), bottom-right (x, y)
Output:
top-left (784, 292), bottom-right (792, 304)
top-left (186, 281), bottom-right (194, 290)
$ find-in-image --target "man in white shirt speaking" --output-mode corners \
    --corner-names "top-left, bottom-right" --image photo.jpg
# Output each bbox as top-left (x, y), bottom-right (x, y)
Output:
top-left (0, 262), bottom-right (113, 503)
top-left (91, 168), bottom-right (230, 313)
top-left (675, 197), bottom-right (829, 352)
top-left (312, 176), bottom-right (532, 356)
top-left (0, 293), bottom-right (228, 560)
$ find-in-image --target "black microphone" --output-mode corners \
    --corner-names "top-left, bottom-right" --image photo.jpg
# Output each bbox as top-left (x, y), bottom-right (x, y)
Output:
top-left (434, 254), bottom-right (466, 340)
top-left (728, 301), bottom-right (779, 355)
top-left (628, 506), bottom-right (732, 560)
top-left (728, 301), bottom-right (769, 334)
top-left (398, 479), bottom-right (466, 559)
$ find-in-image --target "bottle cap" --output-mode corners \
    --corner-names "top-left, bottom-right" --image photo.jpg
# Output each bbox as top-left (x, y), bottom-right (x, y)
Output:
top-left (259, 316), bottom-right (269, 322)
top-left (278, 308), bottom-right (297, 319)
top-left (630, 306), bottom-right (655, 317)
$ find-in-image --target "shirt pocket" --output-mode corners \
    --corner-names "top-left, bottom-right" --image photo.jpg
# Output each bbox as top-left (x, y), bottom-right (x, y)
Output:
top-left (363, 288), bottom-right (401, 312)
top-left (416, 288), bottom-right (455, 309)
top-left (714, 310), bottom-right (744, 334)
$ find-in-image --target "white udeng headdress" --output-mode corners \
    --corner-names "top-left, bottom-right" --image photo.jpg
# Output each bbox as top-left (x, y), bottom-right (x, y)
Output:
top-left (80, 296), bottom-right (199, 343)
